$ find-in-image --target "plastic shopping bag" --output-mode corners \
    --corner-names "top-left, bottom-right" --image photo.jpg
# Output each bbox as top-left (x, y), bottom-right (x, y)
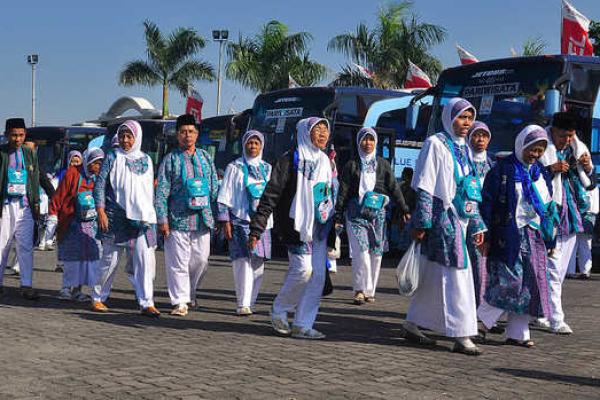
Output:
top-left (396, 241), bottom-right (421, 296)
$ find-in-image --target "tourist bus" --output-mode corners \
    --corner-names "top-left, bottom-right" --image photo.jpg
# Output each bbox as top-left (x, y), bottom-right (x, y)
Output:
top-left (247, 86), bottom-right (411, 168)
top-left (25, 126), bottom-right (106, 175)
top-left (406, 55), bottom-right (600, 167)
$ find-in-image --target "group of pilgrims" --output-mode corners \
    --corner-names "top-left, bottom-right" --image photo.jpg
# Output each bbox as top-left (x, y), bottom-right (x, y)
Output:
top-left (0, 96), bottom-right (596, 354)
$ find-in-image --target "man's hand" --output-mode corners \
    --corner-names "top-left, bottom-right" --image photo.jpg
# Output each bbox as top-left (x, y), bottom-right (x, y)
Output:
top-left (550, 160), bottom-right (569, 174)
top-left (579, 153), bottom-right (593, 174)
top-left (158, 223), bottom-right (170, 238)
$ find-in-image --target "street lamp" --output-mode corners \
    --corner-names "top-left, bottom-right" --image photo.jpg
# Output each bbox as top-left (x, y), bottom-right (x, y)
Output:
top-left (26, 54), bottom-right (39, 127)
top-left (212, 29), bottom-right (229, 116)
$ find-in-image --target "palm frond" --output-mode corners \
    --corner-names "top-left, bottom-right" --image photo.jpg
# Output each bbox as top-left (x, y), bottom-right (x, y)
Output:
top-left (169, 60), bottom-right (215, 96)
top-left (119, 60), bottom-right (161, 87)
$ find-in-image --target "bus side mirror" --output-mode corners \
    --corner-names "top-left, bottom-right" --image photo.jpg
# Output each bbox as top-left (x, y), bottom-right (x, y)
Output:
top-left (405, 103), bottom-right (420, 131)
top-left (545, 89), bottom-right (560, 117)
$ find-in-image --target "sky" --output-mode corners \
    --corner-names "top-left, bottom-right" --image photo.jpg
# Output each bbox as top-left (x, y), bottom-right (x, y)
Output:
top-left (0, 0), bottom-right (597, 126)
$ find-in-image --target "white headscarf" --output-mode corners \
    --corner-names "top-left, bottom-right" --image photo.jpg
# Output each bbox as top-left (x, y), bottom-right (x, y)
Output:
top-left (356, 127), bottom-right (378, 203)
top-left (82, 147), bottom-right (104, 178)
top-left (109, 120), bottom-right (157, 224)
top-left (67, 150), bottom-right (82, 166)
top-left (242, 130), bottom-right (264, 167)
top-left (217, 130), bottom-right (272, 225)
top-left (290, 117), bottom-right (332, 243)
top-left (412, 97), bottom-right (476, 208)
top-left (468, 121), bottom-right (491, 163)
top-left (514, 125), bottom-right (548, 165)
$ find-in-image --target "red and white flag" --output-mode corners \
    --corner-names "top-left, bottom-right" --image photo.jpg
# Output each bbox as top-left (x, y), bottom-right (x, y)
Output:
top-left (352, 63), bottom-right (375, 79)
top-left (185, 89), bottom-right (203, 122)
top-left (561, 0), bottom-right (593, 56)
top-left (404, 60), bottom-right (432, 89)
top-left (456, 44), bottom-right (478, 65)
top-left (289, 74), bottom-right (300, 88)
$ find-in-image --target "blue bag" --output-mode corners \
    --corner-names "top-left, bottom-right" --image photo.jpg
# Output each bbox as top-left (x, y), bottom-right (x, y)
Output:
top-left (181, 152), bottom-right (210, 210)
top-left (242, 163), bottom-right (268, 213)
top-left (7, 149), bottom-right (27, 197)
top-left (313, 182), bottom-right (333, 224)
top-left (76, 174), bottom-right (97, 221)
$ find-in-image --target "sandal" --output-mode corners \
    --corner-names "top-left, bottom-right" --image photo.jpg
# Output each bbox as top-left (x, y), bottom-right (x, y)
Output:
top-left (505, 338), bottom-right (535, 348)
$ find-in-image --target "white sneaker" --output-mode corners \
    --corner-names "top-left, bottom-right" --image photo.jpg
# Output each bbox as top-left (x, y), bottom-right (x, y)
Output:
top-left (291, 326), bottom-right (326, 340)
top-left (531, 318), bottom-right (551, 330)
top-left (270, 312), bottom-right (291, 335)
top-left (170, 304), bottom-right (188, 317)
top-left (552, 323), bottom-right (573, 335)
top-left (57, 288), bottom-right (73, 301)
top-left (236, 306), bottom-right (252, 316)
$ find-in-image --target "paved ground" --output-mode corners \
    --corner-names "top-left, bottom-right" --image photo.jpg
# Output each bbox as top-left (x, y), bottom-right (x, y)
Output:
top-left (0, 250), bottom-right (598, 400)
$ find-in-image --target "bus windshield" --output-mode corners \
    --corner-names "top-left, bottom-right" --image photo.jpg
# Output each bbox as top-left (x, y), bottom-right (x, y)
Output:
top-left (431, 59), bottom-right (564, 156)
top-left (248, 88), bottom-right (335, 161)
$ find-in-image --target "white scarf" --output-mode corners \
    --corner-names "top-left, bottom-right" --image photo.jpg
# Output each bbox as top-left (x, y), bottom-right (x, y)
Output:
top-left (217, 131), bottom-right (272, 226)
top-left (538, 126), bottom-right (593, 203)
top-left (468, 121), bottom-right (491, 163)
top-left (290, 117), bottom-right (332, 243)
top-left (109, 120), bottom-right (157, 224)
top-left (412, 97), bottom-right (476, 208)
top-left (356, 127), bottom-right (378, 203)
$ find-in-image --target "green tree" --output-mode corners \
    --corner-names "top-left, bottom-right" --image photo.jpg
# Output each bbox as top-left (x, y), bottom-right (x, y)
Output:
top-left (226, 20), bottom-right (326, 93)
top-left (522, 36), bottom-right (546, 56)
top-left (119, 20), bottom-right (215, 118)
top-left (589, 20), bottom-right (600, 56)
top-left (328, 1), bottom-right (445, 88)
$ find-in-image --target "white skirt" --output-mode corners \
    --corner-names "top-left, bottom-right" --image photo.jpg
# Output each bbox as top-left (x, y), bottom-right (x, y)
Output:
top-left (406, 255), bottom-right (478, 338)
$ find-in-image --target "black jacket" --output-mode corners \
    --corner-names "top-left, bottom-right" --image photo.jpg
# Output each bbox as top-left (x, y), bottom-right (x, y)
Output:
top-left (0, 145), bottom-right (41, 219)
top-left (249, 151), bottom-right (305, 245)
top-left (334, 156), bottom-right (409, 224)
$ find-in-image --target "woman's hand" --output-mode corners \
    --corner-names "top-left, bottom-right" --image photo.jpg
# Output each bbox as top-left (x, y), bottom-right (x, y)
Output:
top-left (473, 232), bottom-right (485, 247)
top-left (248, 235), bottom-right (258, 250)
top-left (97, 208), bottom-right (109, 233)
top-left (411, 228), bottom-right (426, 241)
top-left (222, 222), bottom-right (233, 241)
top-left (158, 223), bottom-right (170, 238)
top-left (579, 153), bottom-right (593, 173)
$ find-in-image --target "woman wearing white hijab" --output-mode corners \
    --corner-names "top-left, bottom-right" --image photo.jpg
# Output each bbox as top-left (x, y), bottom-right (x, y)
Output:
top-left (405, 98), bottom-right (487, 355)
top-left (49, 147), bottom-right (104, 301)
top-left (91, 120), bottom-right (160, 317)
top-left (217, 130), bottom-right (272, 316)
top-left (249, 117), bottom-right (334, 340)
top-left (477, 125), bottom-right (555, 348)
top-left (335, 127), bottom-right (410, 305)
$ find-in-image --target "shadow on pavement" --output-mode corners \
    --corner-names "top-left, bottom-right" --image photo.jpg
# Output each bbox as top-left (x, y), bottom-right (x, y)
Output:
top-left (494, 368), bottom-right (600, 387)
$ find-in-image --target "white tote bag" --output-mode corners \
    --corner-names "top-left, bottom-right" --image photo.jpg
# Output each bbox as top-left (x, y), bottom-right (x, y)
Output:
top-left (396, 241), bottom-right (421, 297)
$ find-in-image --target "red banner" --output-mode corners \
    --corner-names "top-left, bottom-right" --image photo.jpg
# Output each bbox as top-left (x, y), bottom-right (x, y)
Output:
top-left (456, 44), bottom-right (478, 65)
top-left (185, 90), bottom-right (203, 122)
top-left (561, 0), bottom-right (593, 56)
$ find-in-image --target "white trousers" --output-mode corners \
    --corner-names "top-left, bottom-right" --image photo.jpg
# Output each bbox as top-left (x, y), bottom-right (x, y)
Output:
top-left (164, 230), bottom-right (210, 306)
top-left (0, 201), bottom-right (34, 287)
top-left (232, 258), bottom-right (264, 308)
top-left (567, 234), bottom-right (592, 275)
top-left (547, 233), bottom-right (576, 328)
top-left (92, 235), bottom-right (156, 308)
top-left (63, 260), bottom-right (98, 288)
top-left (477, 301), bottom-right (531, 341)
top-left (272, 237), bottom-right (327, 330)
top-left (347, 224), bottom-right (382, 297)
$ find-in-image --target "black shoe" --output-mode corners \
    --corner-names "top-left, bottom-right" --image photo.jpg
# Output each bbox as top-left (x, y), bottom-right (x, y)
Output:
top-left (452, 341), bottom-right (483, 356)
top-left (489, 325), bottom-right (505, 335)
top-left (404, 328), bottom-right (437, 346)
top-left (21, 287), bottom-right (40, 301)
top-left (54, 265), bottom-right (63, 273)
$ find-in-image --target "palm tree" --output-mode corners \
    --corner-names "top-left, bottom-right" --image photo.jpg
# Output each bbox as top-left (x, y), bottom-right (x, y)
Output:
top-left (328, 1), bottom-right (445, 88)
top-left (589, 20), bottom-right (600, 56)
top-left (119, 20), bottom-right (215, 118)
top-left (226, 20), bottom-right (326, 93)
top-left (522, 36), bottom-right (547, 56)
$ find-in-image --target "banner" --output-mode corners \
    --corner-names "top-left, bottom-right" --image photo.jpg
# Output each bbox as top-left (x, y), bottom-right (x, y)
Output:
top-left (404, 60), bottom-right (432, 89)
top-left (456, 44), bottom-right (478, 65)
top-left (185, 89), bottom-right (203, 122)
top-left (352, 63), bottom-right (375, 79)
top-left (289, 74), bottom-right (300, 88)
top-left (561, 0), bottom-right (593, 56)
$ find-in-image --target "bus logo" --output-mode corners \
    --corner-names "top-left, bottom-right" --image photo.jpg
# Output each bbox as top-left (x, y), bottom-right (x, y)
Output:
top-left (265, 107), bottom-right (303, 119)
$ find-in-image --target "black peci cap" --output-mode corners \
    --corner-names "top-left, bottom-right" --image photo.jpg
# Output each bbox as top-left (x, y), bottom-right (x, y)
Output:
top-left (5, 118), bottom-right (26, 134)
top-left (551, 112), bottom-right (579, 131)
top-left (176, 114), bottom-right (197, 131)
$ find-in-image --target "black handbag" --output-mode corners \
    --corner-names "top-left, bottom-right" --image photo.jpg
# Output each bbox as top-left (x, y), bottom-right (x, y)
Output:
top-left (322, 267), bottom-right (334, 296)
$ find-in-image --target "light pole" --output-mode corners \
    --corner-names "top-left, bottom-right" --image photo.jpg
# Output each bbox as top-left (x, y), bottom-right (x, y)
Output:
top-left (212, 29), bottom-right (229, 116)
top-left (27, 54), bottom-right (39, 127)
